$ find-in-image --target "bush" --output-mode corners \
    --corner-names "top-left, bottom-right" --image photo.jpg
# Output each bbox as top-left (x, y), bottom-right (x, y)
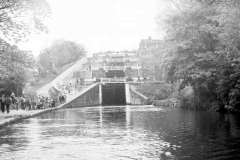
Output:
top-left (135, 83), bottom-right (172, 102)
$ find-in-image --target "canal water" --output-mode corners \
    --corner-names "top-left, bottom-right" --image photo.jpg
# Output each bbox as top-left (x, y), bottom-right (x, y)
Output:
top-left (1, 105), bottom-right (240, 160)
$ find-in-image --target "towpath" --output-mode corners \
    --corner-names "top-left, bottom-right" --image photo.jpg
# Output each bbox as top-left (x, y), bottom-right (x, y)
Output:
top-left (0, 58), bottom-right (88, 126)
top-left (0, 83), bottom-right (52, 124)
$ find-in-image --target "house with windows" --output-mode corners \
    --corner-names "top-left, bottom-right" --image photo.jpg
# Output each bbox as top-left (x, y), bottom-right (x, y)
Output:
top-left (138, 36), bottom-right (164, 81)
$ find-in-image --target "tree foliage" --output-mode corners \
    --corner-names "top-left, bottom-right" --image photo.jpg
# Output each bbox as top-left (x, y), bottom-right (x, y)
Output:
top-left (158, 0), bottom-right (240, 112)
top-left (0, 38), bottom-right (35, 95)
top-left (0, 0), bottom-right (50, 95)
top-left (38, 39), bottom-right (86, 73)
top-left (0, 0), bottom-right (51, 42)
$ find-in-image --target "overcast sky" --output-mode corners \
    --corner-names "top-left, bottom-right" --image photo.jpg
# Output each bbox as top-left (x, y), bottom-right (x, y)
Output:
top-left (18, 0), bottom-right (163, 57)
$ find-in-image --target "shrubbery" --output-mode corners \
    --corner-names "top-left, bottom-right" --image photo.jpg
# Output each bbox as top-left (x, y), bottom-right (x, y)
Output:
top-left (156, 0), bottom-right (240, 112)
top-left (135, 83), bottom-right (172, 103)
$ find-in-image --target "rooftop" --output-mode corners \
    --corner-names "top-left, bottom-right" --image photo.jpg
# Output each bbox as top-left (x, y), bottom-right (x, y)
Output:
top-left (140, 36), bottom-right (162, 45)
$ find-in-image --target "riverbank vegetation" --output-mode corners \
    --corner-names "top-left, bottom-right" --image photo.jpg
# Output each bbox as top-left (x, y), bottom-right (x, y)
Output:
top-left (0, 0), bottom-right (51, 96)
top-left (156, 0), bottom-right (240, 112)
top-left (24, 39), bottom-right (86, 95)
top-left (135, 83), bottom-right (172, 103)
top-left (0, 1), bottom-right (86, 96)
top-left (24, 60), bottom-right (77, 96)
top-left (38, 39), bottom-right (86, 76)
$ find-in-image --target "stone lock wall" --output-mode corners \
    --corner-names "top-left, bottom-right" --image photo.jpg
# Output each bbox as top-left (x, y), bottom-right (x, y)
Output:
top-left (65, 84), bottom-right (100, 108)
top-left (130, 89), bottom-right (150, 105)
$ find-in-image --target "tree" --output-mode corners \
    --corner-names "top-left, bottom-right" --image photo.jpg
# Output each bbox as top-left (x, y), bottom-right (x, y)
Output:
top-left (0, 0), bottom-right (51, 95)
top-left (0, 38), bottom-right (35, 95)
top-left (157, 0), bottom-right (240, 111)
top-left (38, 39), bottom-right (86, 71)
top-left (0, 0), bottom-right (51, 42)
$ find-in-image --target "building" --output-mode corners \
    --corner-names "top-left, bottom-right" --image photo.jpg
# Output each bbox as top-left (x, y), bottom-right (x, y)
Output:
top-left (138, 36), bottom-right (164, 81)
top-left (74, 51), bottom-right (142, 82)
top-left (139, 36), bottom-right (162, 52)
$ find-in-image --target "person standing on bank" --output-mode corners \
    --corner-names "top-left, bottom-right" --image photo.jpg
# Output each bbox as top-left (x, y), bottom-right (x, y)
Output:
top-left (5, 95), bottom-right (12, 114)
top-left (1, 94), bottom-right (6, 113)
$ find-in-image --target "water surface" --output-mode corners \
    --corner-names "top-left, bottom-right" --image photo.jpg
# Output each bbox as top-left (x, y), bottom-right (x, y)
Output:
top-left (1, 105), bottom-right (240, 159)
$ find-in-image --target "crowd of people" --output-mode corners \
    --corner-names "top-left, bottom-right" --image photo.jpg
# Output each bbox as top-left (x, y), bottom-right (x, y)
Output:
top-left (60, 78), bottom-right (86, 94)
top-left (0, 92), bottom-right (67, 114)
top-left (0, 77), bottom-right (89, 114)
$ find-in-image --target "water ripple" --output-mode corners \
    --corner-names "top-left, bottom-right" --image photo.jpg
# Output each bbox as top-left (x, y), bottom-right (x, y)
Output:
top-left (0, 106), bottom-right (240, 159)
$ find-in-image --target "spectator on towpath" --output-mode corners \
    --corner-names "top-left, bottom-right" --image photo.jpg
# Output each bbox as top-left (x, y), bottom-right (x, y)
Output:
top-left (25, 97), bottom-right (31, 111)
top-left (0, 94), bottom-right (6, 113)
top-left (5, 95), bottom-right (12, 114)
top-left (59, 93), bottom-right (66, 104)
top-left (31, 97), bottom-right (37, 110)
top-left (20, 97), bottom-right (26, 110)
top-left (36, 96), bottom-right (40, 109)
top-left (11, 95), bottom-right (17, 109)
top-left (50, 98), bottom-right (56, 108)
top-left (15, 97), bottom-right (20, 110)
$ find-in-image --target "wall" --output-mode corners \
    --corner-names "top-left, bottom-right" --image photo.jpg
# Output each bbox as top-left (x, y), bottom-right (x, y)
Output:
top-left (125, 69), bottom-right (138, 78)
top-left (125, 83), bottom-right (131, 104)
top-left (139, 46), bottom-right (164, 81)
top-left (64, 84), bottom-right (100, 108)
top-left (60, 82), bottom-right (150, 107)
top-left (130, 86), bottom-right (150, 105)
top-left (92, 69), bottom-right (106, 78)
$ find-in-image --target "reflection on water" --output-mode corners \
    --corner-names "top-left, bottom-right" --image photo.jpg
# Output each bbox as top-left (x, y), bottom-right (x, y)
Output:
top-left (1, 105), bottom-right (240, 159)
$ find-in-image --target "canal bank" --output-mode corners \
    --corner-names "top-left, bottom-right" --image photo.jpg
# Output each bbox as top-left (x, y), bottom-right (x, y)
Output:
top-left (0, 103), bottom-right (68, 128)
top-left (0, 83), bottom-right (150, 128)
top-left (0, 84), bottom-right (106, 127)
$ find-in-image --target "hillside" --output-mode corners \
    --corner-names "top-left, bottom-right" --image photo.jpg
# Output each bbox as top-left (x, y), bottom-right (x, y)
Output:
top-left (24, 61), bottom-right (77, 96)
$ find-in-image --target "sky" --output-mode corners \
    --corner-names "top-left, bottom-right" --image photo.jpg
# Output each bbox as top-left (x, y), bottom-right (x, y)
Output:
top-left (18, 0), bottom-right (163, 57)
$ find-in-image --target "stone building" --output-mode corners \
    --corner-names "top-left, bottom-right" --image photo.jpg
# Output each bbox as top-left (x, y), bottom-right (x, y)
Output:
top-left (138, 36), bottom-right (164, 81)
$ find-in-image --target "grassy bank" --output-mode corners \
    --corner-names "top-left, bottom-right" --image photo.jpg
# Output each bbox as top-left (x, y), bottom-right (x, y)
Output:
top-left (134, 82), bottom-right (190, 108)
top-left (24, 61), bottom-right (76, 96)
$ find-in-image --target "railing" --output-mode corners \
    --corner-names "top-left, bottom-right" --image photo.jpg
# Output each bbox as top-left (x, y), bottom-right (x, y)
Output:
top-left (92, 66), bottom-right (141, 70)
top-left (94, 58), bottom-right (138, 63)
top-left (100, 77), bottom-right (126, 82)
top-left (104, 66), bottom-right (125, 70)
